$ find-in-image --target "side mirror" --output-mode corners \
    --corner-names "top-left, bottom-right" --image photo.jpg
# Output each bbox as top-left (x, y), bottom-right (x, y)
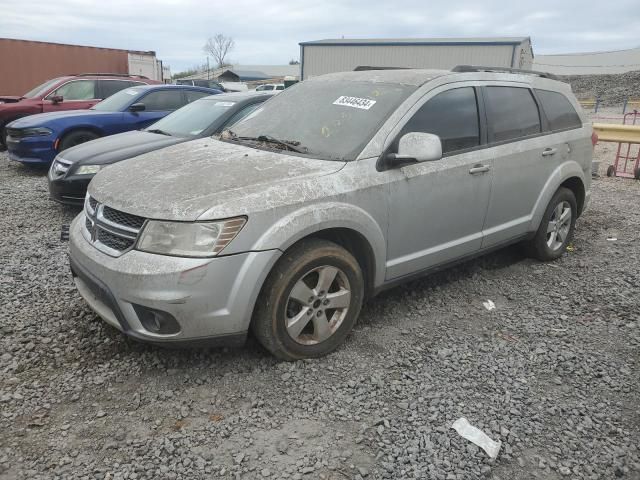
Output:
top-left (387, 132), bottom-right (442, 165)
top-left (50, 95), bottom-right (63, 104)
top-left (129, 103), bottom-right (146, 112)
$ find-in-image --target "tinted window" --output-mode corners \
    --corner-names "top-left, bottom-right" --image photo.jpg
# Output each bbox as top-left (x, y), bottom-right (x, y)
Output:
top-left (186, 91), bottom-right (212, 103)
top-left (51, 80), bottom-right (96, 100)
top-left (485, 87), bottom-right (541, 142)
top-left (23, 77), bottom-right (65, 98)
top-left (140, 90), bottom-right (184, 111)
top-left (399, 87), bottom-right (480, 154)
top-left (276, 85), bottom-right (284, 90)
top-left (100, 80), bottom-right (135, 99)
top-left (535, 89), bottom-right (582, 131)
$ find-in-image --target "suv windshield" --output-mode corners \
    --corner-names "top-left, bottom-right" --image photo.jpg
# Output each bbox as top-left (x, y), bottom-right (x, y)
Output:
top-left (92, 87), bottom-right (145, 111)
top-left (229, 80), bottom-right (415, 160)
top-left (23, 77), bottom-right (65, 98)
top-left (146, 97), bottom-right (236, 137)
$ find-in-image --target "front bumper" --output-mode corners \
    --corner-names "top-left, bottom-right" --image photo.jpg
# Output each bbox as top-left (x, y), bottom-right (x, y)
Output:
top-left (7, 136), bottom-right (57, 165)
top-left (68, 214), bottom-right (281, 345)
top-left (48, 171), bottom-right (91, 206)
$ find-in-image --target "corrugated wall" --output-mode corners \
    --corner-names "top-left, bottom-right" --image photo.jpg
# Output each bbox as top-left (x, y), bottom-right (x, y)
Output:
top-left (0, 39), bottom-right (129, 95)
top-left (302, 44), bottom-right (519, 79)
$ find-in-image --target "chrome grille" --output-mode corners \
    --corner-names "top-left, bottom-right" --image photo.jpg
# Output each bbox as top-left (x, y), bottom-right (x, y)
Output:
top-left (82, 196), bottom-right (146, 257)
top-left (102, 206), bottom-right (145, 230)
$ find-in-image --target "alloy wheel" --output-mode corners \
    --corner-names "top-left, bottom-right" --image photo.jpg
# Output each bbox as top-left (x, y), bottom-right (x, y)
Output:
top-left (546, 201), bottom-right (572, 250)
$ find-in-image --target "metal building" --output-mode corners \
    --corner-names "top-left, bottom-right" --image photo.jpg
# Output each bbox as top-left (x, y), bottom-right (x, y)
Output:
top-left (299, 37), bottom-right (533, 80)
top-left (533, 46), bottom-right (640, 75)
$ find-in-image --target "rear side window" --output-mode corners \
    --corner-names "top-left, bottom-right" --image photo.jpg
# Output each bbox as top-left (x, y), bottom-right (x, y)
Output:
top-left (140, 90), bottom-right (184, 111)
top-left (100, 80), bottom-right (135, 99)
top-left (484, 86), bottom-right (541, 142)
top-left (535, 89), bottom-right (582, 131)
top-left (399, 87), bottom-right (480, 154)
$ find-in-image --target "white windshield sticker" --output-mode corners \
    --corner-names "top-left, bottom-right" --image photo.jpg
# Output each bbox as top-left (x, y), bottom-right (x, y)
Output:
top-left (215, 101), bottom-right (235, 107)
top-left (333, 96), bottom-right (376, 110)
top-left (123, 89), bottom-right (137, 95)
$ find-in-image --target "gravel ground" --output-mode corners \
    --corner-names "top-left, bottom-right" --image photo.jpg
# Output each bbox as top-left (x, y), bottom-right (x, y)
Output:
top-left (0, 140), bottom-right (639, 480)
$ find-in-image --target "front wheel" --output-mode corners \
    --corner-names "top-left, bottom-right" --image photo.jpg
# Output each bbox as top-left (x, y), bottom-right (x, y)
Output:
top-left (524, 187), bottom-right (577, 261)
top-left (252, 239), bottom-right (364, 360)
top-left (59, 129), bottom-right (100, 151)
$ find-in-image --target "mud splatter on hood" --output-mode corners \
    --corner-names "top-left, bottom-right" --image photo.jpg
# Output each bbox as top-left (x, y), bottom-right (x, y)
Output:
top-left (88, 138), bottom-right (346, 221)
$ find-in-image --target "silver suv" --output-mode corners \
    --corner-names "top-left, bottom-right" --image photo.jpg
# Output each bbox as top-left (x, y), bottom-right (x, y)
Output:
top-left (69, 66), bottom-right (592, 360)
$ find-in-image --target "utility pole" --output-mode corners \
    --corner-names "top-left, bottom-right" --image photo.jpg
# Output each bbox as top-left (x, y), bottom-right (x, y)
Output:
top-left (207, 57), bottom-right (210, 80)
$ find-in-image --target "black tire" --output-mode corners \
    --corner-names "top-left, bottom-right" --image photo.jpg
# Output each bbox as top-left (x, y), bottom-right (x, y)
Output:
top-left (524, 187), bottom-right (577, 261)
top-left (606, 165), bottom-right (615, 177)
top-left (634, 167), bottom-right (640, 180)
top-left (59, 129), bottom-right (99, 151)
top-left (0, 125), bottom-right (7, 149)
top-left (251, 239), bottom-right (364, 361)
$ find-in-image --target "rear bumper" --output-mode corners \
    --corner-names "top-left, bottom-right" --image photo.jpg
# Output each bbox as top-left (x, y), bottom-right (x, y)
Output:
top-left (68, 215), bottom-right (281, 346)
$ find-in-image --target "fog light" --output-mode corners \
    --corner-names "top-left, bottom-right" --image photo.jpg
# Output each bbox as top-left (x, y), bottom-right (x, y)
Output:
top-left (133, 305), bottom-right (181, 334)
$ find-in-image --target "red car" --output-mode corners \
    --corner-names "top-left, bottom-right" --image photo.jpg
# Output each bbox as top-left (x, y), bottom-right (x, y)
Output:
top-left (0, 73), bottom-right (161, 147)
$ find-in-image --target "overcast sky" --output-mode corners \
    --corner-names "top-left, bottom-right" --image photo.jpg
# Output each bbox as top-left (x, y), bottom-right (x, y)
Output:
top-left (2, 0), bottom-right (639, 73)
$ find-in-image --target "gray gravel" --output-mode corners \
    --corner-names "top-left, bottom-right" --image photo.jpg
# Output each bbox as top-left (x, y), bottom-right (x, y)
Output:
top-left (0, 145), bottom-right (639, 480)
top-left (562, 70), bottom-right (640, 107)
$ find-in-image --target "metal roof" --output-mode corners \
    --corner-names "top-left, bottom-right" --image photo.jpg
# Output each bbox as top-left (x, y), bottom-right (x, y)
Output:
top-left (300, 37), bottom-right (529, 46)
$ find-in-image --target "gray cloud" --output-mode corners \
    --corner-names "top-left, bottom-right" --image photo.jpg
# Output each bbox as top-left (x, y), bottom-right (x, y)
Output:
top-left (1, 0), bottom-right (638, 72)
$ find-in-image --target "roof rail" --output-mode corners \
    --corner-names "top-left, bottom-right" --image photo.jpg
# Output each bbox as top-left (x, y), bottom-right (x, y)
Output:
top-left (451, 65), bottom-right (558, 80)
top-left (69, 73), bottom-right (150, 79)
top-left (353, 66), bottom-right (411, 71)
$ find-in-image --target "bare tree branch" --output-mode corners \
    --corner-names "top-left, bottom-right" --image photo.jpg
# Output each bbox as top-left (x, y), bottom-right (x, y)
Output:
top-left (203, 34), bottom-right (235, 69)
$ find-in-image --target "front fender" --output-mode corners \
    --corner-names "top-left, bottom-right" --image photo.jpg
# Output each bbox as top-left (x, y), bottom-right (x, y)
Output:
top-left (529, 160), bottom-right (587, 231)
top-left (251, 202), bottom-right (387, 288)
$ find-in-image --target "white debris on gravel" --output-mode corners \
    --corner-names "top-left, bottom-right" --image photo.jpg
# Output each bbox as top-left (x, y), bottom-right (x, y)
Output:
top-left (0, 144), bottom-right (639, 480)
top-left (451, 418), bottom-right (501, 459)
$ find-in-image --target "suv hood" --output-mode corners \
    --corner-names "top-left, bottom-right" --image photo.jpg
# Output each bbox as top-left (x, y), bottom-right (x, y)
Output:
top-left (89, 138), bottom-right (346, 221)
top-left (60, 130), bottom-right (185, 166)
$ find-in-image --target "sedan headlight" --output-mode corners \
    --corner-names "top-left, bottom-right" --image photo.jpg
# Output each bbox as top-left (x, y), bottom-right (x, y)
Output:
top-left (137, 217), bottom-right (246, 257)
top-left (75, 165), bottom-right (103, 175)
top-left (21, 127), bottom-right (54, 137)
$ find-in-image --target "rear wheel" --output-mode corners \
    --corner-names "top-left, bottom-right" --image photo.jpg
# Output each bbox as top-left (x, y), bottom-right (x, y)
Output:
top-left (252, 239), bottom-right (364, 361)
top-left (524, 187), bottom-right (577, 261)
top-left (634, 167), bottom-right (640, 180)
top-left (606, 165), bottom-right (616, 177)
top-left (59, 129), bottom-right (99, 151)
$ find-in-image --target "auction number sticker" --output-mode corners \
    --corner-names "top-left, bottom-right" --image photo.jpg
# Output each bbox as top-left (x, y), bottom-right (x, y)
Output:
top-left (333, 96), bottom-right (376, 110)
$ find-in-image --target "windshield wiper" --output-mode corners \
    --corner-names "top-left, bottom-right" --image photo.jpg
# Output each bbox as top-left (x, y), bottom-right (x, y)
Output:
top-left (224, 131), bottom-right (306, 154)
top-left (146, 128), bottom-right (172, 136)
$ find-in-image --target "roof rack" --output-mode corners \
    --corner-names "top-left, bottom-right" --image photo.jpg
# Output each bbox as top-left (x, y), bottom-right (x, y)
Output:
top-left (451, 65), bottom-right (557, 80)
top-left (68, 73), bottom-right (150, 79)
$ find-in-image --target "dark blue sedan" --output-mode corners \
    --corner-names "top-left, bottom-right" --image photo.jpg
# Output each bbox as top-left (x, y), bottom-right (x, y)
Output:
top-left (5, 84), bottom-right (220, 165)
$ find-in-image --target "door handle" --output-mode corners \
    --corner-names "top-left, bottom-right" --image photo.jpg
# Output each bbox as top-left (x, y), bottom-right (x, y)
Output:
top-left (542, 147), bottom-right (557, 157)
top-left (469, 165), bottom-right (490, 175)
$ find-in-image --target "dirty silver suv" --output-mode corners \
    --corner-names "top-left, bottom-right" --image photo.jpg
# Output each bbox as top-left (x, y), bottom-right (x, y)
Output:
top-left (69, 66), bottom-right (592, 360)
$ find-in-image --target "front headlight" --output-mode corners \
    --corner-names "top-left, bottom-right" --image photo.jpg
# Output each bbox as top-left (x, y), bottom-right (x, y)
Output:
top-left (75, 165), bottom-right (103, 175)
top-left (137, 217), bottom-right (246, 257)
top-left (21, 127), bottom-right (53, 137)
